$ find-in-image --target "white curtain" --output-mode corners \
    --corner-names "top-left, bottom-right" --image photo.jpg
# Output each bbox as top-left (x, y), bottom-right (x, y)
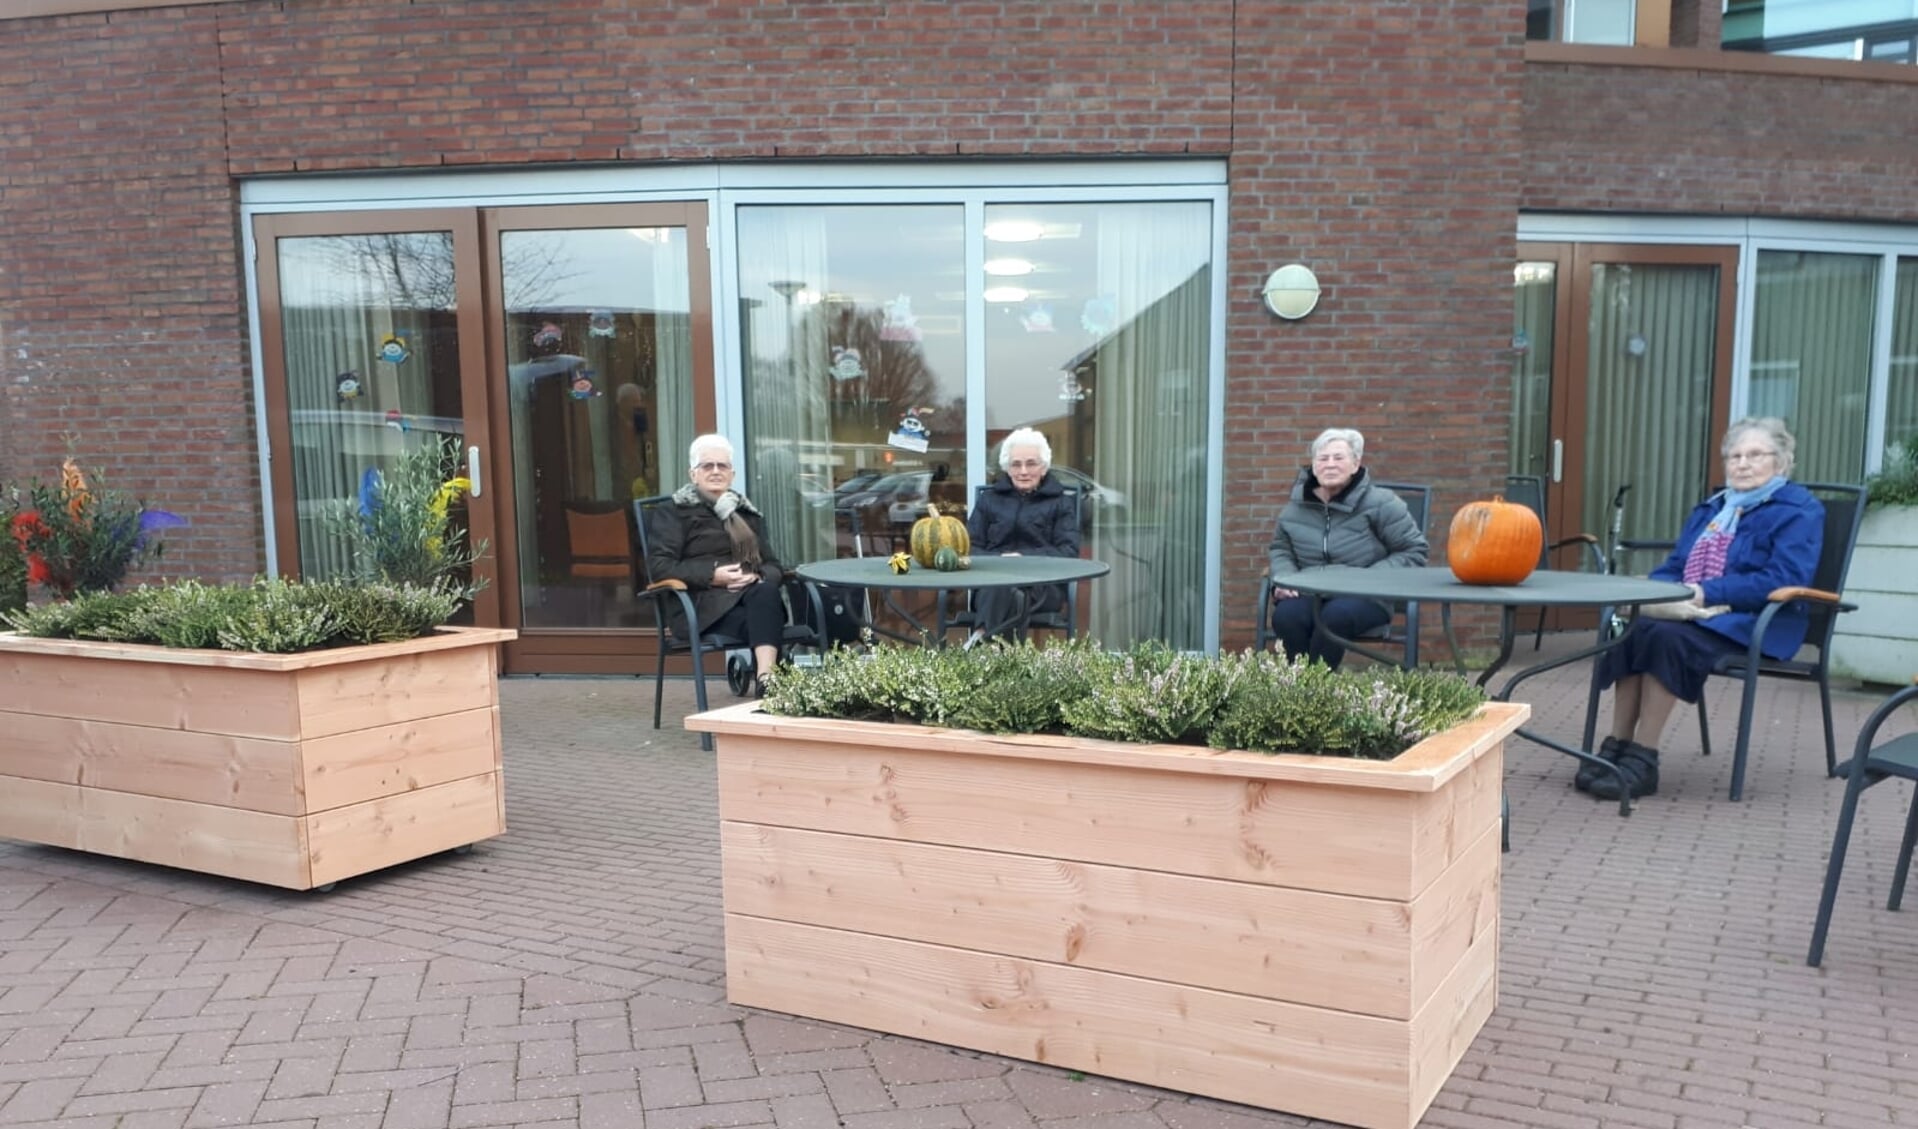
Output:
top-left (654, 228), bottom-right (696, 496)
top-left (1749, 250), bottom-right (1878, 484)
top-left (1088, 203), bottom-right (1212, 650)
top-left (738, 211), bottom-right (835, 566)
top-left (1886, 258), bottom-right (1918, 450)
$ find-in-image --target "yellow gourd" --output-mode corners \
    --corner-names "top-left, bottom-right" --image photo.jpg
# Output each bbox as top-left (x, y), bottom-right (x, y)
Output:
top-left (909, 505), bottom-right (971, 569)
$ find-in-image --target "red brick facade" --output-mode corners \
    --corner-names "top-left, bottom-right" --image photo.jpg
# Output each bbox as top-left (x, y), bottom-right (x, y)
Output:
top-left (3, 2), bottom-right (1913, 647)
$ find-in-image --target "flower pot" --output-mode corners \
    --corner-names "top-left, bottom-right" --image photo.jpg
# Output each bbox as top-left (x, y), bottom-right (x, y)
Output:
top-left (1831, 504), bottom-right (1918, 686)
top-left (687, 699), bottom-right (1528, 1129)
top-left (0, 626), bottom-right (515, 890)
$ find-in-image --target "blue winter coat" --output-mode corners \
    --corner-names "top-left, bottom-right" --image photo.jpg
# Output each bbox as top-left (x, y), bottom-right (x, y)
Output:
top-left (1650, 481), bottom-right (1824, 660)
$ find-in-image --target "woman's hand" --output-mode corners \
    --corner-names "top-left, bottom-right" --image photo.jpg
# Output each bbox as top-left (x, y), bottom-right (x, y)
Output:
top-left (713, 563), bottom-right (757, 590)
top-left (1271, 586), bottom-right (1300, 601)
top-left (1688, 582), bottom-right (1707, 607)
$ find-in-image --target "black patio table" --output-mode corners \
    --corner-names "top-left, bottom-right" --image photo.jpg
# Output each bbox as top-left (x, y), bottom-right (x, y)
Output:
top-left (794, 554), bottom-right (1111, 647)
top-left (1280, 565), bottom-right (1694, 818)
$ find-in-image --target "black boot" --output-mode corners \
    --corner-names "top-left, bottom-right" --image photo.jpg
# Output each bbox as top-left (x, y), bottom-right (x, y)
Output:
top-left (1589, 742), bottom-right (1659, 801)
top-left (1575, 736), bottom-right (1627, 793)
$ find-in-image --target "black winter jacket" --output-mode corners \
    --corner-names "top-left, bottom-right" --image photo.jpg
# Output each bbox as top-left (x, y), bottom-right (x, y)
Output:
top-left (645, 495), bottom-right (785, 638)
top-left (967, 472), bottom-right (1081, 558)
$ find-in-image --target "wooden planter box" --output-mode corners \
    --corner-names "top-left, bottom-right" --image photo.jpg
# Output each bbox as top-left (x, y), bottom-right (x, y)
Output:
top-left (1832, 504), bottom-right (1918, 686)
top-left (688, 700), bottom-right (1528, 1129)
top-left (0, 626), bottom-right (515, 891)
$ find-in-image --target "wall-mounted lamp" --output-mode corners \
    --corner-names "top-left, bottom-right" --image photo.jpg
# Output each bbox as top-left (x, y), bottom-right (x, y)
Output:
top-left (1262, 264), bottom-right (1321, 320)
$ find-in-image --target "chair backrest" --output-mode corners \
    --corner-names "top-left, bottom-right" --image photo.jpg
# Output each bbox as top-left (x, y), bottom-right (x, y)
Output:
top-left (632, 495), bottom-right (672, 580)
top-left (1370, 480), bottom-right (1432, 536)
top-left (564, 503), bottom-right (635, 579)
top-left (1503, 474), bottom-right (1549, 568)
top-left (1800, 482), bottom-right (1867, 645)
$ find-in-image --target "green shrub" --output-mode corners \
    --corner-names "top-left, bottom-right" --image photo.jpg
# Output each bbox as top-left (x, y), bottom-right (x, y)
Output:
top-left (1, 577), bottom-right (460, 654)
top-left (761, 641), bottom-right (1487, 760)
top-left (1866, 436), bottom-right (1918, 507)
top-left (323, 435), bottom-right (486, 599)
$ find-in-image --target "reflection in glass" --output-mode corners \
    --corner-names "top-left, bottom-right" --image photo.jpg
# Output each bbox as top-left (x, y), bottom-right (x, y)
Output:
top-left (737, 206), bottom-right (968, 567)
top-left (1885, 258), bottom-right (1918, 452)
top-left (1724, 1), bottom-right (1918, 63)
top-left (1510, 261), bottom-right (1557, 479)
top-left (276, 232), bottom-right (467, 595)
top-left (1581, 263), bottom-right (1719, 548)
top-left (500, 227), bottom-right (695, 628)
top-left (983, 201), bottom-right (1212, 650)
top-left (1749, 250), bottom-right (1877, 483)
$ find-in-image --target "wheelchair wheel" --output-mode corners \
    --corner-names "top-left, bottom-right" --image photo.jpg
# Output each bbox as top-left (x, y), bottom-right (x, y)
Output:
top-left (726, 650), bottom-right (755, 697)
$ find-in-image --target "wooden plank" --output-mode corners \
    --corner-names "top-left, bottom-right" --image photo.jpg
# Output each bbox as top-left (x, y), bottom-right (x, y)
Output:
top-left (1408, 911), bottom-right (1499, 1122)
top-left (0, 653), bottom-right (302, 738)
top-left (724, 915), bottom-right (1424, 1129)
top-left (721, 818), bottom-right (1499, 1020)
top-left (0, 775), bottom-right (82, 849)
top-left (0, 710), bottom-right (304, 813)
top-left (304, 773), bottom-right (504, 888)
top-left (718, 737), bottom-right (1500, 902)
top-left (0, 626), bottom-right (515, 671)
top-left (299, 706), bottom-right (501, 813)
top-left (0, 776), bottom-right (308, 888)
top-left (694, 702), bottom-right (1527, 792)
top-left (293, 646), bottom-right (498, 739)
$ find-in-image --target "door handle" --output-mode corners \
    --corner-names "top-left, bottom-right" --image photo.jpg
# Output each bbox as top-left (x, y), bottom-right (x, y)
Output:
top-left (467, 445), bottom-right (483, 497)
top-left (1551, 439), bottom-right (1563, 484)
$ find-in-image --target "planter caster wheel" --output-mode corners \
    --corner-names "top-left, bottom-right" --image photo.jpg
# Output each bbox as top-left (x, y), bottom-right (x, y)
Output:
top-left (451, 844), bottom-right (475, 856)
top-left (312, 882), bottom-right (337, 893)
top-left (726, 651), bottom-right (755, 697)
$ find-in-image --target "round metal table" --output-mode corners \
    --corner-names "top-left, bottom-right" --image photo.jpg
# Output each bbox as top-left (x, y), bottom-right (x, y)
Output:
top-left (795, 555), bottom-right (1111, 646)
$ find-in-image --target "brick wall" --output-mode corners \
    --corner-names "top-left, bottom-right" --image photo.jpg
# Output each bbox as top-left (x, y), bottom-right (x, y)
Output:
top-left (0, 6), bottom-right (255, 584)
top-left (1668, 0), bottom-right (1720, 48)
top-left (1523, 59), bottom-right (1918, 220)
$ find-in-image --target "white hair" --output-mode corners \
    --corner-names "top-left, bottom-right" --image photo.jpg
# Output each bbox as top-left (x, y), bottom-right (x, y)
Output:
top-left (997, 427), bottom-right (1053, 470)
top-left (687, 433), bottom-right (735, 470)
top-left (1722, 416), bottom-right (1796, 478)
top-left (1310, 427), bottom-right (1365, 462)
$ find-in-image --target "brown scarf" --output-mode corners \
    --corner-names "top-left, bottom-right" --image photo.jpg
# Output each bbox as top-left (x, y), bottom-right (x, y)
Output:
top-left (673, 483), bottom-right (761, 569)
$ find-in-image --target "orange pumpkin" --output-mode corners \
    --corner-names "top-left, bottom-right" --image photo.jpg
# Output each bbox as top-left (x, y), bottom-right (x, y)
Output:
top-left (1448, 496), bottom-right (1543, 585)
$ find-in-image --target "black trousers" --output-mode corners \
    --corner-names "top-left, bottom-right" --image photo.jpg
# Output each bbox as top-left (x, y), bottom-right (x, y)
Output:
top-left (1269, 595), bottom-right (1390, 671)
top-left (972, 584), bottom-right (1067, 639)
top-left (706, 581), bottom-right (785, 649)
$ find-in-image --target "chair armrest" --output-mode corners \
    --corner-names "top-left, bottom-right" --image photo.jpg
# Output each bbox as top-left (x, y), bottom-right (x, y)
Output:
top-left (645, 578), bottom-right (689, 592)
top-left (1766, 585), bottom-right (1841, 605)
top-left (1617, 539), bottom-right (1676, 552)
top-left (1547, 533), bottom-right (1600, 548)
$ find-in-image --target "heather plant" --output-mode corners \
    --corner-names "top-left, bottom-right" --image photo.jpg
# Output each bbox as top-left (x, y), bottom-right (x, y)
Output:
top-left (2, 577), bottom-right (462, 654)
top-left (0, 486), bottom-right (25, 615)
top-left (761, 640), bottom-right (1487, 760)
top-left (1866, 436), bottom-right (1918, 507)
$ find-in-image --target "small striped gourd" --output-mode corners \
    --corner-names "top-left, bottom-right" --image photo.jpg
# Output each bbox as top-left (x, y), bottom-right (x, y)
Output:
top-left (909, 505), bottom-right (970, 569)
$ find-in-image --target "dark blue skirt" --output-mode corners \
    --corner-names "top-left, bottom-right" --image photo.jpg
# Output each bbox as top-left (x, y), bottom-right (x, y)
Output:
top-left (1594, 619), bottom-right (1745, 703)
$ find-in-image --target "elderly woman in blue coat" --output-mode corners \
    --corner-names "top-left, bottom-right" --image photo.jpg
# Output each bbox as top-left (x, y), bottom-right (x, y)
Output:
top-left (1267, 427), bottom-right (1429, 670)
top-left (964, 427), bottom-right (1081, 644)
top-left (1583, 417), bottom-right (1824, 801)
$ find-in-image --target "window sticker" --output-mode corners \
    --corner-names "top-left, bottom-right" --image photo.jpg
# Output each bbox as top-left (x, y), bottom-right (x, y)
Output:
top-left (880, 294), bottom-right (922, 342)
top-left (888, 409), bottom-right (931, 453)
top-left (376, 334), bottom-right (410, 365)
top-left (589, 310), bottom-right (617, 338)
top-left (532, 321), bottom-right (564, 350)
top-left (830, 345), bottom-right (866, 381)
top-left (335, 371), bottom-right (363, 401)
top-left (569, 369), bottom-right (600, 400)
top-left (1020, 302), bottom-right (1055, 333)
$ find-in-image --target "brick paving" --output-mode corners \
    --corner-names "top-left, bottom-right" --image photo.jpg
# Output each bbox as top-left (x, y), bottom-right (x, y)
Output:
top-left (3, 639), bottom-right (1917, 1129)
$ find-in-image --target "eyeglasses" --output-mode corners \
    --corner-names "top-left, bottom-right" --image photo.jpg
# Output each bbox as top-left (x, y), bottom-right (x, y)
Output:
top-left (1722, 450), bottom-right (1777, 465)
top-left (695, 461), bottom-right (733, 473)
top-left (1007, 459), bottom-right (1045, 471)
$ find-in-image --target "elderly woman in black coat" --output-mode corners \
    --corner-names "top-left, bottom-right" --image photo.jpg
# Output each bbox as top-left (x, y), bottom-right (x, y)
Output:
top-left (964, 427), bottom-right (1081, 644)
top-left (645, 434), bottom-right (785, 694)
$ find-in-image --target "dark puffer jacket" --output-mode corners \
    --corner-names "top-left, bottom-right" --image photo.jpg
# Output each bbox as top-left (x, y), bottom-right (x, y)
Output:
top-left (967, 472), bottom-right (1081, 558)
top-left (645, 496), bottom-right (784, 638)
top-left (1266, 466), bottom-right (1427, 577)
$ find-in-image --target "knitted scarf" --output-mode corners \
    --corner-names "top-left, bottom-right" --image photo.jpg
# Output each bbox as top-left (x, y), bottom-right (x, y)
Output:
top-left (673, 483), bottom-right (763, 568)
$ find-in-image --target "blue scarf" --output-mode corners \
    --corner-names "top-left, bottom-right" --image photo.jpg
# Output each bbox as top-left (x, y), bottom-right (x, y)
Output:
top-left (1707, 475), bottom-right (1788, 539)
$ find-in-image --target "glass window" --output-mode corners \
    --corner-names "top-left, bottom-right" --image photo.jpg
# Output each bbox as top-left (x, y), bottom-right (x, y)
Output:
top-left (1510, 261), bottom-right (1558, 479)
top-left (1723, 0), bottom-right (1918, 62)
top-left (1748, 250), bottom-right (1879, 482)
top-left (274, 232), bottom-right (467, 582)
top-left (737, 205), bottom-right (968, 568)
top-left (1884, 257), bottom-right (1918, 450)
top-left (1526, 0), bottom-right (1635, 43)
top-left (982, 202), bottom-right (1213, 651)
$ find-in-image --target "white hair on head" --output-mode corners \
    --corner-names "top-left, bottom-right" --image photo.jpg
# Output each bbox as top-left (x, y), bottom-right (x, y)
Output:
top-left (1310, 427), bottom-right (1365, 462)
top-left (688, 433), bottom-right (735, 470)
top-left (997, 427), bottom-right (1053, 470)
top-left (1722, 416), bottom-right (1796, 478)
